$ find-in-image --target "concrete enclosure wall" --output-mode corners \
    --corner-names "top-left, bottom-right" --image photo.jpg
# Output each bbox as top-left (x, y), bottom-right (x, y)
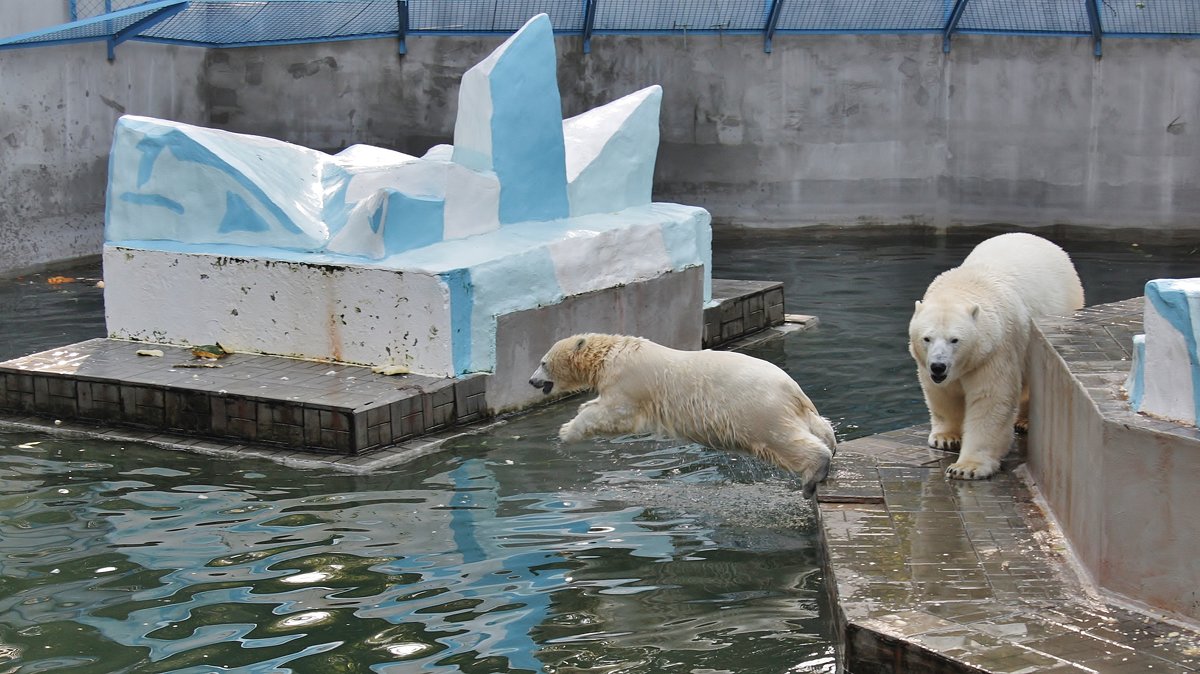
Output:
top-left (4, 27), bottom-right (1200, 274)
top-left (1028, 303), bottom-right (1200, 622)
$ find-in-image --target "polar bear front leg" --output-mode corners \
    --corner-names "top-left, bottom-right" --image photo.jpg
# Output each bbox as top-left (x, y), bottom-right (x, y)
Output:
top-left (559, 397), bottom-right (637, 442)
top-left (919, 372), bottom-right (965, 451)
top-left (946, 368), bottom-right (1020, 480)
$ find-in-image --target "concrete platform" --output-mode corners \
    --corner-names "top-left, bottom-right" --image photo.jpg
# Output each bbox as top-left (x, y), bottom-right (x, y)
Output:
top-left (819, 428), bottom-right (1200, 673)
top-left (0, 277), bottom-right (788, 462)
top-left (816, 297), bottom-right (1200, 671)
top-left (0, 338), bottom-right (487, 456)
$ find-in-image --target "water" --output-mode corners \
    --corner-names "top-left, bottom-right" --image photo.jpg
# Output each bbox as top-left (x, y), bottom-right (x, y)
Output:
top-left (0, 232), bottom-right (1197, 673)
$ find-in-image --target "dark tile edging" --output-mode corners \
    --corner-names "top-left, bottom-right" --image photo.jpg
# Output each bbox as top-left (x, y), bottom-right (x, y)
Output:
top-left (703, 279), bottom-right (785, 348)
top-left (0, 342), bottom-right (490, 456)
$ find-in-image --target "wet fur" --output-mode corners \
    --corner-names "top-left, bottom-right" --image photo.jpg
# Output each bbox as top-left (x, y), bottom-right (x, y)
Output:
top-left (530, 334), bottom-right (836, 498)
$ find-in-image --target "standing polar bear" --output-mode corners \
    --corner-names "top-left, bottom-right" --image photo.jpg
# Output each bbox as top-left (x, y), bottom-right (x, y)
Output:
top-left (909, 233), bottom-right (1084, 480)
top-left (529, 334), bottom-right (837, 498)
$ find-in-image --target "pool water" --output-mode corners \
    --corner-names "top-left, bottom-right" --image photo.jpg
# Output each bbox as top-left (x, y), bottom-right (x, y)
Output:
top-left (0, 231), bottom-right (1195, 673)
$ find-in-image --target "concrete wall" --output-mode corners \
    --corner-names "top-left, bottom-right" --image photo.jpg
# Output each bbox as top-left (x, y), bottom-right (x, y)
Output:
top-left (1028, 305), bottom-right (1200, 622)
top-left (203, 33), bottom-right (1200, 232)
top-left (0, 36), bottom-right (206, 275)
top-left (4, 27), bottom-right (1200, 274)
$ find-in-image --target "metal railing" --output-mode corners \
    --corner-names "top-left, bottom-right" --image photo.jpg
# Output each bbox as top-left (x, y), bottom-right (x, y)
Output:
top-left (14, 0), bottom-right (1200, 60)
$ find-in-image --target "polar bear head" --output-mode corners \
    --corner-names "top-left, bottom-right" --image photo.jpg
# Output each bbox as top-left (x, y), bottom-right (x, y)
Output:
top-left (909, 300), bottom-right (981, 385)
top-left (529, 333), bottom-right (624, 395)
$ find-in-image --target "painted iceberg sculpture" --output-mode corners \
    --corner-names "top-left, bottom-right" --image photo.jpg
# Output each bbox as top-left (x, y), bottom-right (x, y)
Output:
top-left (103, 13), bottom-right (712, 408)
top-left (1126, 278), bottom-right (1200, 426)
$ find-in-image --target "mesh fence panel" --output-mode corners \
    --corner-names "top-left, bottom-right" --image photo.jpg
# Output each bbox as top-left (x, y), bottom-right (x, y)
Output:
top-left (50, 0), bottom-right (1200, 43)
top-left (592, 0), bottom-right (765, 32)
top-left (958, 0), bottom-right (1090, 34)
top-left (410, 0), bottom-right (584, 32)
top-left (73, 0), bottom-right (156, 20)
top-left (778, 0), bottom-right (948, 32)
top-left (140, 1), bottom-right (400, 45)
top-left (1100, 0), bottom-right (1200, 35)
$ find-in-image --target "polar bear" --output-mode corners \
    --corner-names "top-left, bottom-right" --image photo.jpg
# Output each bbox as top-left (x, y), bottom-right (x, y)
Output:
top-left (528, 334), bottom-right (837, 498)
top-left (909, 233), bottom-right (1084, 480)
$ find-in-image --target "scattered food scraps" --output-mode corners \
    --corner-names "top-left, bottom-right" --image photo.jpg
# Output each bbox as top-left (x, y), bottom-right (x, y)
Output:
top-left (47, 276), bottom-right (75, 285)
top-left (371, 364), bottom-right (410, 375)
top-left (190, 344), bottom-right (230, 359)
top-left (135, 349), bottom-right (165, 357)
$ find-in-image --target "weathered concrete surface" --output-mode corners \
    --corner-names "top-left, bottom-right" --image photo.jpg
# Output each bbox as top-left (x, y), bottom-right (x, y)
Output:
top-left (0, 38), bottom-right (206, 275)
top-left (1028, 299), bottom-right (1200, 623)
top-left (5, 28), bottom-right (1200, 273)
top-left (198, 33), bottom-right (1200, 232)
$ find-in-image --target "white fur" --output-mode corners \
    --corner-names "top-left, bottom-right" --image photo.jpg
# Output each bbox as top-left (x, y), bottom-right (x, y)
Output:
top-left (529, 334), bottom-right (836, 498)
top-left (909, 233), bottom-right (1084, 480)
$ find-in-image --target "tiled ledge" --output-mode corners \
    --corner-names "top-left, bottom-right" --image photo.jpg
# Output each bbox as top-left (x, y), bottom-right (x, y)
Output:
top-left (0, 339), bottom-right (487, 456)
top-left (818, 427), bottom-right (1200, 674)
top-left (704, 279), bottom-right (786, 348)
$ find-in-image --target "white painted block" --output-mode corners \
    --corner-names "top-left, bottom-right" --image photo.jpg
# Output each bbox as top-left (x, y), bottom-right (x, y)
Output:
top-left (564, 85), bottom-right (662, 217)
top-left (1135, 278), bottom-right (1200, 425)
top-left (103, 245), bottom-right (456, 377)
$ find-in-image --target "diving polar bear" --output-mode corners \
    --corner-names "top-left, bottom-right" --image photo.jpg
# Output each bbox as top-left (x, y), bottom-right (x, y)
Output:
top-left (909, 232), bottom-right (1084, 480)
top-left (529, 334), bottom-right (837, 498)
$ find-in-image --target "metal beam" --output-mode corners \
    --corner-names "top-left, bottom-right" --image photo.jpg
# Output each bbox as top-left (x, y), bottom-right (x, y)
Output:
top-left (763, 0), bottom-right (784, 53)
top-left (397, 0), bottom-right (408, 55)
top-left (105, 1), bottom-right (187, 60)
top-left (582, 0), bottom-right (598, 54)
top-left (942, 0), bottom-right (971, 53)
top-left (1085, 0), bottom-right (1103, 57)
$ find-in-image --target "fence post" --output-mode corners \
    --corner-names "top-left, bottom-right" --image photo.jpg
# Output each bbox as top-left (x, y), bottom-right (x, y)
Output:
top-left (763, 0), bottom-right (784, 54)
top-left (1085, 0), bottom-right (1103, 57)
top-left (396, 0), bottom-right (407, 55)
top-left (582, 0), bottom-right (597, 54)
top-left (942, 0), bottom-right (971, 53)
top-left (69, 0), bottom-right (79, 21)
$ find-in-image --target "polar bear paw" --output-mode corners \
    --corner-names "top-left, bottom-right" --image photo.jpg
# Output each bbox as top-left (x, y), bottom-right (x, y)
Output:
top-left (945, 458), bottom-right (999, 480)
top-left (928, 431), bottom-right (962, 452)
top-left (559, 421), bottom-right (584, 443)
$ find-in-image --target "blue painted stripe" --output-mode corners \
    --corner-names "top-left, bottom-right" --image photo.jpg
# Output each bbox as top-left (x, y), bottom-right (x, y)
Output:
top-left (218, 191), bottom-right (271, 234)
top-left (441, 268), bottom-right (474, 376)
top-left (118, 191), bottom-right (184, 214)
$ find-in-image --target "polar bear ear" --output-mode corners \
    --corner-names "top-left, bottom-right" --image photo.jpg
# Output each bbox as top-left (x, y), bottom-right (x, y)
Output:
top-left (970, 304), bottom-right (980, 320)
top-left (913, 300), bottom-right (923, 312)
top-left (574, 336), bottom-right (587, 352)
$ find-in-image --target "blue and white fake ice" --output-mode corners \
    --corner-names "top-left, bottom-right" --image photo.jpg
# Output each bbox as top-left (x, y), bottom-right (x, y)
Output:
top-left (103, 14), bottom-right (712, 381)
top-left (1126, 278), bottom-right (1200, 426)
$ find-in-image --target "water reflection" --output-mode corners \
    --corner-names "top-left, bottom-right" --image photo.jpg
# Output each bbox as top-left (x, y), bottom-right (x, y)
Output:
top-left (2, 230), bottom-right (1193, 672)
top-left (0, 424), bottom-right (833, 673)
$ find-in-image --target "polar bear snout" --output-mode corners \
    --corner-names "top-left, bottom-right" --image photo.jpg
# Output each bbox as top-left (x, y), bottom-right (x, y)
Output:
top-left (929, 361), bottom-right (949, 383)
top-left (529, 364), bottom-right (554, 394)
top-left (528, 375), bottom-right (554, 395)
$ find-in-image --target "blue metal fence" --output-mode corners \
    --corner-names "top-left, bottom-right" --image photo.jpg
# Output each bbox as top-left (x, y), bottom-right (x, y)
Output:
top-left (8, 0), bottom-right (1200, 60)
